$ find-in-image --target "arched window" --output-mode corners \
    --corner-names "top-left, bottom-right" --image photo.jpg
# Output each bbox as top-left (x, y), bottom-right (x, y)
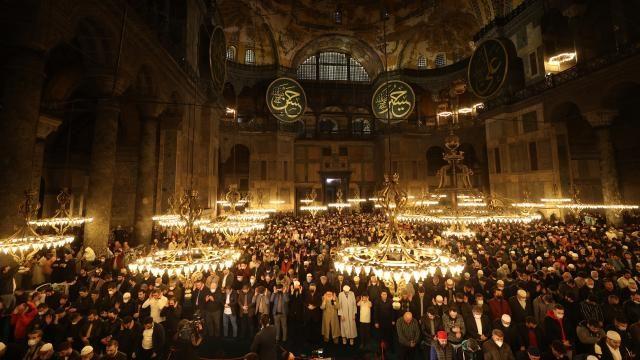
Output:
top-left (297, 51), bottom-right (369, 82)
top-left (334, 8), bottom-right (342, 24)
top-left (417, 55), bottom-right (427, 69)
top-left (435, 53), bottom-right (446, 68)
top-left (352, 118), bottom-right (372, 135)
top-left (226, 45), bottom-right (236, 61)
top-left (245, 49), bottom-right (255, 64)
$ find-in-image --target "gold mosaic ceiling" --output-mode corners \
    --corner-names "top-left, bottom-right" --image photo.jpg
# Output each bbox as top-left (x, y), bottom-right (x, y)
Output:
top-left (217, 0), bottom-right (522, 72)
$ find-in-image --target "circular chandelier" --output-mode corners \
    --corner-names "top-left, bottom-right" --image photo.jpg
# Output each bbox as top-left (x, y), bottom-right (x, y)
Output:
top-left (152, 195), bottom-right (211, 228)
top-left (299, 188), bottom-right (327, 217)
top-left (245, 189), bottom-right (278, 215)
top-left (512, 189), bottom-right (639, 213)
top-left (333, 174), bottom-right (464, 307)
top-left (131, 189), bottom-right (242, 278)
top-left (399, 131), bottom-right (540, 237)
top-left (327, 189), bottom-right (351, 213)
top-left (29, 188), bottom-right (93, 234)
top-left (1, 191), bottom-right (74, 265)
top-left (205, 186), bottom-right (266, 241)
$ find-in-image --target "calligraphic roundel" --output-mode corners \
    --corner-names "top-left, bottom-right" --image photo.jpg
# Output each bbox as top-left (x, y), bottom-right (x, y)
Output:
top-left (467, 38), bottom-right (510, 99)
top-left (209, 27), bottom-right (227, 93)
top-left (371, 80), bottom-right (415, 123)
top-left (266, 77), bottom-right (307, 122)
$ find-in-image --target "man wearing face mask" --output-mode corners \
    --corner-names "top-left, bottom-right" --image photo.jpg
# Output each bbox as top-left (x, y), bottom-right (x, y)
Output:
top-left (303, 283), bottom-right (321, 343)
top-left (606, 316), bottom-right (632, 353)
top-left (411, 286), bottom-right (429, 319)
top-left (23, 329), bottom-right (45, 360)
top-left (543, 304), bottom-right (573, 352)
top-left (119, 292), bottom-right (136, 318)
top-left (483, 329), bottom-right (515, 360)
top-left (467, 305), bottom-right (492, 343)
top-left (494, 314), bottom-right (522, 351)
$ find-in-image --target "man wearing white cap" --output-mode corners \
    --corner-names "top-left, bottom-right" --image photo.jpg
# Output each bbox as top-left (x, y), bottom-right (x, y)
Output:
top-left (594, 330), bottom-right (630, 360)
top-left (80, 345), bottom-right (95, 360)
top-left (509, 289), bottom-right (532, 325)
top-left (338, 285), bottom-right (357, 346)
top-left (37, 343), bottom-right (54, 359)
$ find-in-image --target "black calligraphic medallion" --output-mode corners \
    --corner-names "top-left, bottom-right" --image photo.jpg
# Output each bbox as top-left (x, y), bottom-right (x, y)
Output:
top-left (371, 80), bottom-right (415, 123)
top-left (266, 77), bottom-right (307, 122)
top-left (467, 38), bottom-right (509, 99)
top-left (209, 27), bottom-right (227, 92)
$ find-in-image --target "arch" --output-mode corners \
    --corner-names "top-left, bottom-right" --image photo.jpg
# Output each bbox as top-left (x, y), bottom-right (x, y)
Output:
top-left (318, 118), bottom-right (339, 133)
top-left (426, 146), bottom-right (447, 176)
top-left (226, 45), bottom-right (237, 61)
top-left (292, 35), bottom-right (384, 79)
top-left (352, 118), bottom-right (372, 135)
top-left (606, 82), bottom-right (640, 202)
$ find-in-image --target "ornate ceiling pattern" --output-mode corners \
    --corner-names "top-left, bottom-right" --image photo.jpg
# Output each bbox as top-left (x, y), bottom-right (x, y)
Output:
top-left (218, 0), bottom-right (523, 72)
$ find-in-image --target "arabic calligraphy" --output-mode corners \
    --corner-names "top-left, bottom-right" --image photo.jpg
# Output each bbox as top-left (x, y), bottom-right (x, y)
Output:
top-left (372, 80), bottom-right (415, 122)
top-left (468, 38), bottom-right (509, 98)
top-left (209, 27), bottom-right (227, 92)
top-left (267, 78), bottom-right (306, 122)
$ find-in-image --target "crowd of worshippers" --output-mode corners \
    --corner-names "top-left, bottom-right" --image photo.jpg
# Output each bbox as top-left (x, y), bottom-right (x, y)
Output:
top-left (1, 212), bottom-right (640, 360)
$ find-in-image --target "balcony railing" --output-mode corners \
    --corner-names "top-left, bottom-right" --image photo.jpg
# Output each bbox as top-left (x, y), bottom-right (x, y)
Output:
top-left (483, 41), bottom-right (640, 112)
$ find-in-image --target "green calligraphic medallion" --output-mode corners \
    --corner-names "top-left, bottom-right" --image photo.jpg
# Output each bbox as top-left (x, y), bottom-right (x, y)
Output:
top-left (372, 80), bottom-right (415, 123)
top-left (266, 77), bottom-right (307, 122)
top-left (467, 38), bottom-right (510, 99)
top-left (209, 27), bottom-right (227, 92)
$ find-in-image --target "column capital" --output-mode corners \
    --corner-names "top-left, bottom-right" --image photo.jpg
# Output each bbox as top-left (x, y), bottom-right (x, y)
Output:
top-left (85, 68), bottom-right (130, 98)
top-left (584, 110), bottom-right (619, 128)
top-left (36, 114), bottom-right (62, 140)
top-left (135, 97), bottom-right (166, 119)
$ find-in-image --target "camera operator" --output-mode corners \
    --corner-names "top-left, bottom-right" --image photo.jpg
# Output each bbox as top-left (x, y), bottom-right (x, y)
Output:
top-left (172, 318), bottom-right (203, 360)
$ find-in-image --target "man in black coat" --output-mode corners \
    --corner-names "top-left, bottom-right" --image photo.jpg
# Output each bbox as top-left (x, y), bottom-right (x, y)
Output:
top-left (410, 287), bottom-right (430, 319)
top-left (466, 305), bottom-right (492, 342)
top-left (509, 290), bottom-right (533, 325)
top-left (250, 314), bottom-right (278, 360)
top-left (375, 290), bottom-right (395, 351)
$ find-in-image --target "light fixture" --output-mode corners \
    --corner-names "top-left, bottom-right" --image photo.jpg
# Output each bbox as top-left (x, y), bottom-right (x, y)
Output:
top-left (399, 130), bottom-right (539, 230)
top-left (333, 174), bottom-right (464, 309)
top-left (458, 107), bottom-right (473, 114)
top-left (245, 189), bottom-right (278, 214)
top-left (132, 189), bottom-right (243, 278)
top-left (299, 189), bottom-right (327, 217)
top-left (437, 111), bottom-right (453, 117)
top-left (206, 185), bottom-right (266, 241)
top-left (1, 191), bottom-right (74, 265)
top-left (548, 52), bottom-right (577, 66)
top-left (327, 189), bottom-right (351, 213)
top-left (29, 188), bottom-right (93, 234)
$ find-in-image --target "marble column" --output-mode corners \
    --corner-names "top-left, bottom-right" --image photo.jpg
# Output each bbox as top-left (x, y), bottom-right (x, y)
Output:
top-left (159, 114), bottom-right (182, 213)
top-left (32, 115), bottom-right (62, 194)
top-left (586, 110), bottom-right (623, 225)
top-left (84, 99), bottom-right (120, 252)
top-left (0, 49), bottom-right (45, 237)
top-left (133, 102), bottom-right (164, 245)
